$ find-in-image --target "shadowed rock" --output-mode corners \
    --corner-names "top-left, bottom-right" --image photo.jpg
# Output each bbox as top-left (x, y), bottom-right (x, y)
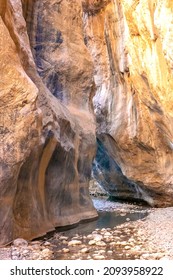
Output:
top-left (0, 0), bottom-right (97, 245)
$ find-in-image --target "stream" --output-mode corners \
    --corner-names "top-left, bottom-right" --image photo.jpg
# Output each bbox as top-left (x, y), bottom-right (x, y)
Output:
top-left (49, 196), bottom-right (150, 260)
top-left (3, 197), bottom-right (170, 260)
top-left (3, 196), bottom-right (152, 260)
top-left (58, 197), bottom-right (149, 237)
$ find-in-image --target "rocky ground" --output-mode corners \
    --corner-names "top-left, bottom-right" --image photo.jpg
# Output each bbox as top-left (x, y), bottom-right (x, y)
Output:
top-left (0, 196), bottom-right (173, 260)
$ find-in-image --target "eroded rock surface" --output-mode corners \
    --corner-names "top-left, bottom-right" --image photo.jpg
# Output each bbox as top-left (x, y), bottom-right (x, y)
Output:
top-left (0, 0), bottom-right (97, 245)
top-left (1, 0), bottom-right (173, 246)
top-left (84, 0), bottom-right (173, 206)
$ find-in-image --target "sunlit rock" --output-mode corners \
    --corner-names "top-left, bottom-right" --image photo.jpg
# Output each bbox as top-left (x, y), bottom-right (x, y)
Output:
top-left (84, 0), bottom-right (173, 206)
top-left (1, 0), bottom-right (173, 247)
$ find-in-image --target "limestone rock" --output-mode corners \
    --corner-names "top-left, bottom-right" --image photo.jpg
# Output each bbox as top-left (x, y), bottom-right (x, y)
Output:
top-left (0, 0), bottom-right (97, 245)
top-left (1, 0), bottom-right (173, 247)
top-left (83, 0), bottom-right (173, 206)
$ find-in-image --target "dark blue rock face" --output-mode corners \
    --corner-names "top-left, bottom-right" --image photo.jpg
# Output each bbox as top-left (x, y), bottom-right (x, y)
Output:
top-left (92, 137), bottom-right (147, 202)
top-left (46, 72), bottom-right (63, 100)
top-left (31, 2), bottom-right (64, 101)
top-left (23, 0), bottom-right (95, 109)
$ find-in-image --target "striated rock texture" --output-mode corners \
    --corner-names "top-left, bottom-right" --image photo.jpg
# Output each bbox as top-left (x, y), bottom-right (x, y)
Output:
top-left (1, 0), bottom-right (173, 245)
top-left (0, 0), bottom-right (97, 245)
top-left (84, 0), bottom-right (173, 206)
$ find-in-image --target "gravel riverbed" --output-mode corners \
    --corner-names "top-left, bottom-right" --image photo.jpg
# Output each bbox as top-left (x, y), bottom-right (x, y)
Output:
top-left (0, 199), bottom-right (173, 260)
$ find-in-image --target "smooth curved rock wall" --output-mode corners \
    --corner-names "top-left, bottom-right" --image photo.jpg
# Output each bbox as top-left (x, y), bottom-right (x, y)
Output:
top-left (0, 0), bottom-right (97, 245)
top-left (1, 0), bottom-right (173, 246)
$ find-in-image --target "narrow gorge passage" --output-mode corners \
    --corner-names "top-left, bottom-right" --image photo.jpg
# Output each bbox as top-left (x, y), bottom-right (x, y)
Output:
top-left (1, 0), bottom-right (173, 260)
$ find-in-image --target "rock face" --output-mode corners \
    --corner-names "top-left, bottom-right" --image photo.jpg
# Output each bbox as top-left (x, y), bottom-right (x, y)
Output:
top-left (83, 0), bottom-right (173, 206)
top-left (1, 0), bottom-right (173, 245)
top-left (0, 0), bottom-right (97, 245)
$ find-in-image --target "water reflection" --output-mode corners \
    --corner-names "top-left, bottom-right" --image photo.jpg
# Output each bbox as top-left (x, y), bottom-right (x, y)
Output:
top-left (61, 210), bottom-right (147, 237)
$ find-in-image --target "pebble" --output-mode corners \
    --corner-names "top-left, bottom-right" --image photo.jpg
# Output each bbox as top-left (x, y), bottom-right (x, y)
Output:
top-left (124, 246), bottom-right (131, 250)
top-left (107, 250), bottom-right (113, 254)
top-left (105, 238), bottom-right (111, 243)
top-left (81, 248), bottom-right (89, 253)
top-left (12, 251), bottom-right (20, 257)
top-left (96, 241), bottom-right (106, 247)
top-left (59, 236), bottom-right (68, 241)
top-left (22, 249), bottom-right (30, 254)
top-left (128, 238), bottom-right (135, 242)
top-left (44, 242), bottom-right (51, 246)
top-left (12, 256), bottom-right (20, 260)
top-left (141, 253), bottom-right (150, 259)
top-left (99, 250), bottom-right (106, 254)
top-left (86, 235), bottom-right (93, 239)
top-left (68, 240), bottom-right (82, 246)
top-left (93, 234), bottom-right (103, 241)
top-left (13, 238), bottom-right (28, 247)
top-left (30, 244), bottom-right (41, 250)
top-left (88, 240), bottom-right (96, 245)
top-left (149, 253), bottom-right (165, 259)
top-left (32, 253), bottom-right (40, 259)
top-left (93, 255), bottom-right (105, 260)
top-left (62, 248), bottom-right (70, 253)
top-left (134, 245), bottom-right (142, 251)
top-left (110, 242), bottom-right (116, 246)
top-left (120, 241), bottom-right (127, 246)
top-left (104, 232), bottom-right (111, 237)
top-left (42, 248), bottom-right (51, 255)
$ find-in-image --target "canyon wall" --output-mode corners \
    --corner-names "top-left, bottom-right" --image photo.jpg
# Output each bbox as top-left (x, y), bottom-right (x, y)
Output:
top-left (84, 0), bottom-right (173, 206)
top-left (1, 0), bottom-right (173, 245)
top-left (0, 0), bottom-right (97, 245)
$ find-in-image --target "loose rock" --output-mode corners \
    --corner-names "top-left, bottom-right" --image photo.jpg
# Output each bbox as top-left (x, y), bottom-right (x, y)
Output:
top-left (13, 239), bottom-right (28, 247)
top-left (68, 240), bottom-right (82, 246)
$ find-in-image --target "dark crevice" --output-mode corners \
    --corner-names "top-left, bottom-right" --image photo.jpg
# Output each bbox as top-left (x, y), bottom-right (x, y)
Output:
top-left (92, 137), bottom-right (152, 205)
